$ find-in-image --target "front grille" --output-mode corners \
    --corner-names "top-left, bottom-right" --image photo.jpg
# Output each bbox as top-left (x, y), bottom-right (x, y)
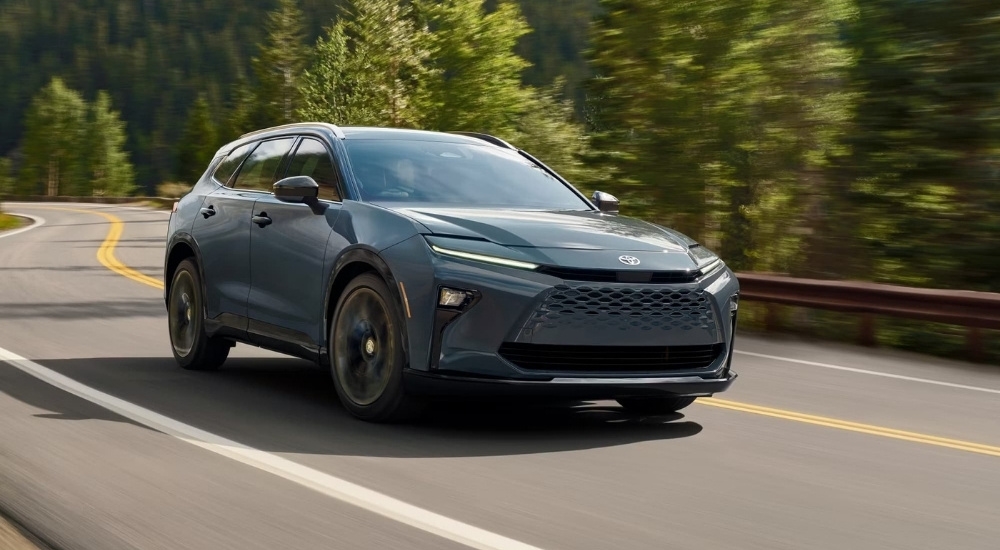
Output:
top-left (522, 285), bottom-right (717, 333)
top-left (535, 266), bottom-right (700, 284)
top-left (499, 343), bottom-right (724, 372)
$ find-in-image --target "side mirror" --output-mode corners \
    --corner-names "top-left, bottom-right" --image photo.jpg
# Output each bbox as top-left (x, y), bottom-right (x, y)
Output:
top-left (591, 191), bottom-right (620, 214)
top-left (274, 175), bottom-right (320, 204)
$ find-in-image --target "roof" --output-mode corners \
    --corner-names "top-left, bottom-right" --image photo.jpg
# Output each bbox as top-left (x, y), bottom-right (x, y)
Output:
top-left (221, 123), bottom-right (516, 156)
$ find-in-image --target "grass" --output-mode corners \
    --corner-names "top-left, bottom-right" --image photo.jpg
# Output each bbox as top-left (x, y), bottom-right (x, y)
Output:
top-left (0, 212), bottom-right (25, 231)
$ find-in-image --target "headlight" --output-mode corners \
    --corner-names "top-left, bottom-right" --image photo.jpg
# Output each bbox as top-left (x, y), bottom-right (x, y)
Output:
top-left (428, 243), bottom-right (539, 271)
top-left (688, 244), bottom-right (723, 272)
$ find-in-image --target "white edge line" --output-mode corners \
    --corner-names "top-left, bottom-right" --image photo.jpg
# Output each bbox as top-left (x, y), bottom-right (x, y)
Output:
top-left (734, 350), bottom-right (1000, 395)
top-left (0, 347), bottom-right (543, 550)
top-left (0, 213), bottom-right (45, 239)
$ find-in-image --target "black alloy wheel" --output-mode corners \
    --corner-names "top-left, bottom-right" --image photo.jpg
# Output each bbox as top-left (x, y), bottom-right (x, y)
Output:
top-left (168, 258), bottom-right (230, 370)
top-left (331, 272), bottom-right (420, 422)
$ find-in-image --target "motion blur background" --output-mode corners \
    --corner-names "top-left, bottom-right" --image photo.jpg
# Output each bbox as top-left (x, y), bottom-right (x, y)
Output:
top-left (0, 0), bottom-right (997, 361)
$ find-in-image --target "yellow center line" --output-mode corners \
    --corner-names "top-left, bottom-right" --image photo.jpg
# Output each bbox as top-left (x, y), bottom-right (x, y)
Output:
top-left (700, 398), bottom-right (1000, 458)
top-left (22, 205), bottom-right (1000, 460)
top-left (28, 205), bottom-right (164, 290)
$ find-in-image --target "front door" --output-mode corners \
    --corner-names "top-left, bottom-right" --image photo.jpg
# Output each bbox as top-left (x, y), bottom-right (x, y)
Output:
top-left (247, 136), bottom-right (345, 358)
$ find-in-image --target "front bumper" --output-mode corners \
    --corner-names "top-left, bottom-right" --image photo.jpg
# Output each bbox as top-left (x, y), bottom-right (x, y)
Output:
top-left (404, 369), bottom-right (737, 399)
top-left (380, 235), bottom-right (741, 392)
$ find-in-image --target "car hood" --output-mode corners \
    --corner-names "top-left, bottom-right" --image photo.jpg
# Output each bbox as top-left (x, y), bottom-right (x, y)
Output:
top-left (392, 207), bottom-right (694, 252)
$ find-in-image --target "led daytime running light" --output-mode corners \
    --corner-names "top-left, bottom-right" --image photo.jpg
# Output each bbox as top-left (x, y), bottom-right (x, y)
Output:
top-left (430, 245), bottom-right (539, 270)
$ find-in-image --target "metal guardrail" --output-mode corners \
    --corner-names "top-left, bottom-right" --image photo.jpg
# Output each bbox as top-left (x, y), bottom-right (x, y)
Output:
top-left (736, 273), bottom-right (1000, 360)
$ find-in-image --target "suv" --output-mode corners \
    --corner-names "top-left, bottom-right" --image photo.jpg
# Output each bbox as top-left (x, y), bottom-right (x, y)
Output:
top-left (164, 123), bottom-right (739, 422)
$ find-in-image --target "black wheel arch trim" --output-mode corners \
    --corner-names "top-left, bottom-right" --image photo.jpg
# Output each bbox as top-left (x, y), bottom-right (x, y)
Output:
top-left (322, 245), bottom-right (410, 367)
top-left (164, 233), bottom-right (206, 307)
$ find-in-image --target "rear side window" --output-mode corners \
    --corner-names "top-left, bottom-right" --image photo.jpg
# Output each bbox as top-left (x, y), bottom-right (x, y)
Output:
top-left (285, 138), bottom-right (342, 202)
top-left (213, 142), bottom-right (255, 185)
top-left (231, 137), bottom-right (297, 191)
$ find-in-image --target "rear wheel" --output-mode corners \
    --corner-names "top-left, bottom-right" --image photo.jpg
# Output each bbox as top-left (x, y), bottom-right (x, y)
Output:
top-left (617, 396), bottom-right (696, 415)
top-left (330, 272), bottom-right (421, 423)
top-left (168, 258), bottom-right (230, 370)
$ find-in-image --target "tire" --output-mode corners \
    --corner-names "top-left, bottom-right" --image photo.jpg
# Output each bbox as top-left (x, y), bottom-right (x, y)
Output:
top-left (330, 272), bottom-right (422, 423)
top-left (167, 258), bottom-right (230, 371)
top-left (616, 396), bottom-right (696, 415)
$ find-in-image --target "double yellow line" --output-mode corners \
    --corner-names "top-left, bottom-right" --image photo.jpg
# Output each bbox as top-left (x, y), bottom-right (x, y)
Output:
top-left (701, 398), bottom-right (1000, 458)
top-left (39, 204), bottom-right (1000, 460)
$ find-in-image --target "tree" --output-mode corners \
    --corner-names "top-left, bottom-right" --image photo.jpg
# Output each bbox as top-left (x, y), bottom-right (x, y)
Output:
top-left (87, 91), bottom-right (136, 196)
top-left (176, 94), bottom-right (219, 184)
top-left (300, 0), bottom-right (431, 127)
top-left (251, 0), bottom-right (309, 127)
top-left (0, 157), bottom-right (12, 196)
top-left (298, 22), bottom-right (356, 123)
top-left (415, 0), bottom-right (532, 134)
top-left (511, 80), bottom-right (592, 188)
top-left (19, 78), bottom-right (89, 196)
top-left (833, 0), bottom-right (1000, 291)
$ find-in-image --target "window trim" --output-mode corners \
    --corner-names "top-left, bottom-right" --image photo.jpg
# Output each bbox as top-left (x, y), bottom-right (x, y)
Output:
top-left (211, 141), bottom-right (259, 187)
top-left (277, 135), bottom-right (348, 204)
top-left (227, 136), bottom-right (299, 194)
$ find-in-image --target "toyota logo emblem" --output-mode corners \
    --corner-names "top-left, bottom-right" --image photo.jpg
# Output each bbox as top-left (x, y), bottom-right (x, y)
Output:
top-left (618, 255), bottom-right (640, 266)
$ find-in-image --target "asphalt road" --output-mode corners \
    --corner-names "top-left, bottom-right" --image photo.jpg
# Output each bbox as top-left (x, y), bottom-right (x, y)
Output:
top-left (1, 202), bottom-right (998, 550)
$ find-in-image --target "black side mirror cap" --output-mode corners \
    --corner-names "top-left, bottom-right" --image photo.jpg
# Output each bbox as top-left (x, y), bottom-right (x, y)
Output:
top-left (592, 190), bottom-right (620, 214)
top-left (274, 175), bottom-right (320, 204)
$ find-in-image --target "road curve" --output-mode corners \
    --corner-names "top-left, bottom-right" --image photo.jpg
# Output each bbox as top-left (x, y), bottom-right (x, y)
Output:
top-left (1, 202), bottom-right (998, 550)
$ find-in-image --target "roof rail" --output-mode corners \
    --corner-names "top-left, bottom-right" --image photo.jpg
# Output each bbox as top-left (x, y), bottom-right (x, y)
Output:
top-left (240, 122), bottom-right (346, 140)
top-left (448, 131), bottom-right (517, 150)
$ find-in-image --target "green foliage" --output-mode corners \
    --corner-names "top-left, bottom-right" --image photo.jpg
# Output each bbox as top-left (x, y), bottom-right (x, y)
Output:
top-left (176, 94), bottom-right (219, 183)
top-left (300, 0), bottom-right (431, 127)
top-left (19, 78), bottom-right (89, 196)
top-left (836, 0), bottom-right (1000, 292)
top-left (415, 0), bottom-right (532, 134)
top-left (87, 91), bottom-right (136, 196)
top-left (510, 80), bottom-right (592, 188)
top-left (17, 79), bottom-right (134, 197)
top-left (585, 0), bottom-right (855, 273)
top-left (251, 0), bottom-right (309, 127)
top-left (0, 157), bottom-right (12, 196)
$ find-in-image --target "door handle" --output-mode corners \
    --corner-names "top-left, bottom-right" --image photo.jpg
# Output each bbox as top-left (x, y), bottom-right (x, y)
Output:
top-left (200, 205), bottom-right (215, 219)
top-left (252, 213), bottom-right (272, 228)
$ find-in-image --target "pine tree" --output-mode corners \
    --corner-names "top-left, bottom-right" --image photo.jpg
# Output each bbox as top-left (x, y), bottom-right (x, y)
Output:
top-left (415, 0), bottom-right (532, 134)
top-left (251, 0), bottom-right (308, 127)
top-left (87, 91), bottom-right (136, 196)
top-left (298, 22), bottom-right (356, 124)
top-left (301, 0), bottom-right (431, 127)
top-left (0, 157), bottom-right (12, 196)
top-left (175, 95), bottom-right (219, 185)
top-left (19, 78), bottom-right (89, 196)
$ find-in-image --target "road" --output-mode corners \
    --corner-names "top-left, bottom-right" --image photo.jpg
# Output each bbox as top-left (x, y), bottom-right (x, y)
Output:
top-left (0, 202), bottom-right (998, 550)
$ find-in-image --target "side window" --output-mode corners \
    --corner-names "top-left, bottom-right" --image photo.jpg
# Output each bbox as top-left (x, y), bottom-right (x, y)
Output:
top-left (285, 138), bottom-right (343, 202)
top-left (231, 137), bottom-right (297, 191)
top-left (212, 142), bottom-right (256, 185)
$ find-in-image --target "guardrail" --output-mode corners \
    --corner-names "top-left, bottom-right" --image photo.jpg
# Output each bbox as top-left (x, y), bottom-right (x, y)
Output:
top-left (736, 273), bottom-right (1000, 361)
top-left (3, 196), bottom-right (996, 360)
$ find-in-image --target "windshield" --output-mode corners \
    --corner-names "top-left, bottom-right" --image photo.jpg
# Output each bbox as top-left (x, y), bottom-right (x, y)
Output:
top-left (342, 138), bottom-right (591, 210)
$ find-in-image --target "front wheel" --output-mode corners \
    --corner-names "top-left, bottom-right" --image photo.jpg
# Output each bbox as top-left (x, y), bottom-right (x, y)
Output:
top-left (330, 273), bottom-right (421, 423)
top-left (617, 396), bottom-right (696, 415)
top-left (168, 258), bottom-right (230, 370)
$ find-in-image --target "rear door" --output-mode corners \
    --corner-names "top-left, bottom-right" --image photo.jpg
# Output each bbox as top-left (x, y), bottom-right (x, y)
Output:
top-left (247, 136), bottom-right (345, 357)
top-left (192, 137), bottom-right (296, 338)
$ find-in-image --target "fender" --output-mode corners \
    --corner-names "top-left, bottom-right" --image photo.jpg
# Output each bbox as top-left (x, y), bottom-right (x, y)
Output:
top-left (320, 245), bottom-right (410, 367)
top-left (163, 232), bottom-right (206, 308)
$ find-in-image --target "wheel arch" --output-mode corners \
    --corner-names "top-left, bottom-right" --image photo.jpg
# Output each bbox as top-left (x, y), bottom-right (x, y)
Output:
top-left (164, 235), bottom-right (205, 306)
top-left (323, 246), bottom-right (409, 367)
